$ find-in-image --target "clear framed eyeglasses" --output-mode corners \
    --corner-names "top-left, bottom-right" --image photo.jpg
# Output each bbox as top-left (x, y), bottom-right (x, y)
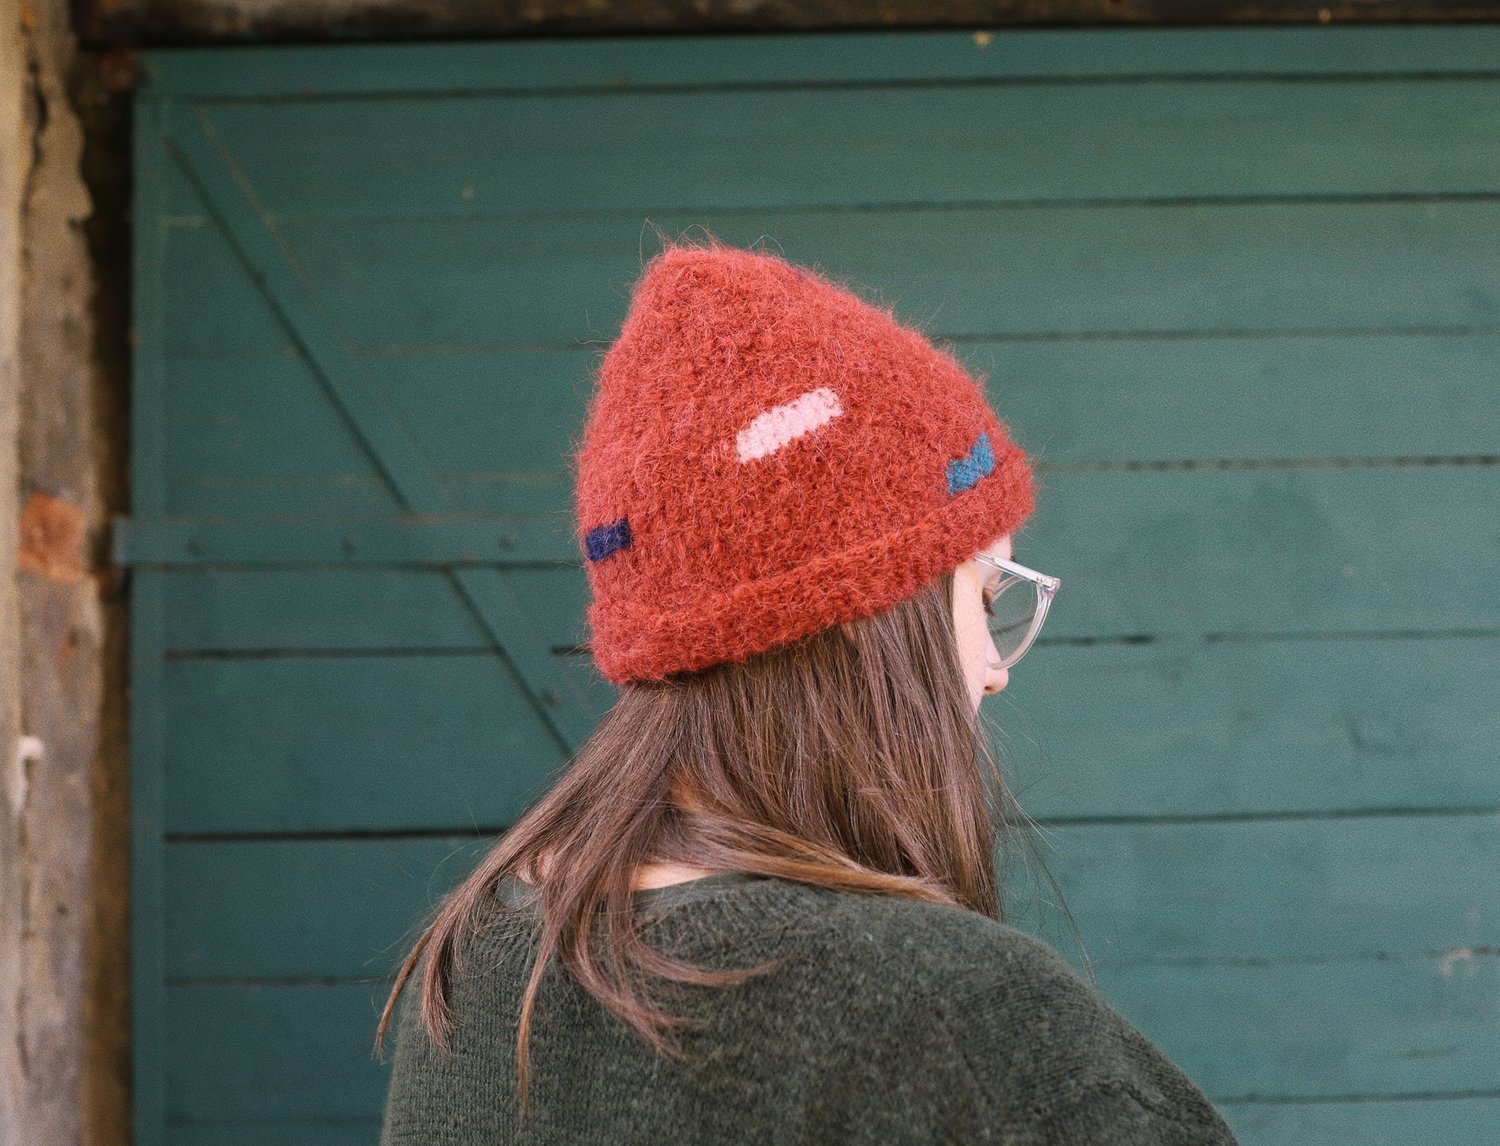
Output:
top-left (973, 554), bottom-right (1060, 669)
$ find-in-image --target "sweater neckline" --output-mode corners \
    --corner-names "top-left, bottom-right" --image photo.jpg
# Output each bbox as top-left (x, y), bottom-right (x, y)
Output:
top-left (495, 870), bottom-right (764, 914)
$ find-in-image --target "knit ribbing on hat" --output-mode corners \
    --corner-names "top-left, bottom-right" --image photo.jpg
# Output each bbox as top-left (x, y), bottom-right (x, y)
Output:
top-left (573, 241), bottom-right (1036, 685)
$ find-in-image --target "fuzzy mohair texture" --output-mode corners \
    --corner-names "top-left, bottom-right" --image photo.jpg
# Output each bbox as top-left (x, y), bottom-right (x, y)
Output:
top-left (572, 240), bottom-right (1036, 684)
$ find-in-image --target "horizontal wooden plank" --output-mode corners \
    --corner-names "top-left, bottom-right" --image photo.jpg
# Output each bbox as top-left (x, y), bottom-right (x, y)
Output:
top-left (141, 28), bottom-right (1500, 99)
top-left (1008, 633), bottom-right (1500, 819)
top-left (161, 200), bottom-right (1500, 354)
top-left (161, 351), bottom-right (385, 494)
top-left (166, 983), bottom-right (390, 1123)
top-left (166, 79), bottom-right (1500, 221)
top-left (1031, 467), bottom-right (1500, 640)
top-left (158, 351), bottom-right (592, 517)
top-left (162, 567), bottom-right (589, 653)
top-left (157, 632), bottom-right (1498, 833)
top-left (993, 332), bottom-right (1500, 465)
top-left (121, 515), bottom-right (577, 568)
top-left (152, 334), bottom-right (1500, 516)
top-left (1006, 814), bottom-right (1500, 965)
top-left (162, 570), bottom-right (489, 651)
top-left (161, 654), bottom-right (601, 834)
top-left (153, 473), bottom-right (573, 522)
top-left (165, 814), bottom-right (1500, 980)
top-left (165, 836), bottom-right (487, 980)
top-left (368, 352), bottom-right (595, 476)
top-left (1220, 1096), bottom-right (1500, 1146)
top-left (1100, 950), bottom-right (1500, 1100)
top-left (163, 952), bottom-right (1500, 1123)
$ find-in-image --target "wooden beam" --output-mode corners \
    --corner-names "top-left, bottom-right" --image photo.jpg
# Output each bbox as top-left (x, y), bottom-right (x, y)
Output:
top-left (4, 0), bottom-right (131, 1142)
top-left (77, 0), bottom-right (1500, 51)
top-left (111, 515), bottom-right (579, 568)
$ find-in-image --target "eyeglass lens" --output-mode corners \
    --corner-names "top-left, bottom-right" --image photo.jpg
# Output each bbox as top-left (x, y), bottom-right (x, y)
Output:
top-left (985, 579), bottom-right (1041, 666)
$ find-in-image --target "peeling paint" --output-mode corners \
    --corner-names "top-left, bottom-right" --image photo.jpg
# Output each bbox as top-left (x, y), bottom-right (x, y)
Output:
top-left (17, 490), bottom-right (89, 585)
top-left (11, 736), bottom-right (43, 817)
top-left (1438, 946), bottom-right (1474, 978)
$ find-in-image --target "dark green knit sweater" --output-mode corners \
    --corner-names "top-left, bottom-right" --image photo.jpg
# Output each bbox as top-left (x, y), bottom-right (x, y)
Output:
top-left (380, 872), bottom-right (1238, 1145)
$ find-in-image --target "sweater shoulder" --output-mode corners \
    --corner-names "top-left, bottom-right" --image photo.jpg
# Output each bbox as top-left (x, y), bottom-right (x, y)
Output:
top-left (682, 878), bottom-right (1104, 1043)
top-left (741, 881), bottom-right (1238, 1141)
top-left (756, 879), bottom-right (1079, 995)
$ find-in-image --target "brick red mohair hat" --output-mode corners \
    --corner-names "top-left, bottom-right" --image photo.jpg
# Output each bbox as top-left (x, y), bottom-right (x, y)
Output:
top-left (573, 239), bottom-right (1036, 685)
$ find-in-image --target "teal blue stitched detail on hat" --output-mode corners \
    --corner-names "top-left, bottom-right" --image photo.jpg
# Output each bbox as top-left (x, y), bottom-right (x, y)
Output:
top-left (946, 433), bottom-right (995, 497)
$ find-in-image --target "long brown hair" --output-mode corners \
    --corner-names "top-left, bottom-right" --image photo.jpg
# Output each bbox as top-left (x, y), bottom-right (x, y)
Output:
top-left (376, 568), bottom-right (1052, 1096)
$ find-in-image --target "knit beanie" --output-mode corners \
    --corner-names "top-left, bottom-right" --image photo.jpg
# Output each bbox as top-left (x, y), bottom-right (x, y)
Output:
top-left (573, 240), bottom-right (1036, 685)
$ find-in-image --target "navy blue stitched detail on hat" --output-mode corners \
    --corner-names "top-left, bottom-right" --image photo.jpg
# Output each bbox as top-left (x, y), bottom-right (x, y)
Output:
top-left (946, 432), bottom-right (995, 497)
top-left (585, 518), bottom-right (632, 562)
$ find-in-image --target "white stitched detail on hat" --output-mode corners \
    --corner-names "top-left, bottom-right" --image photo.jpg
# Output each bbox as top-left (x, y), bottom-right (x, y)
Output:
top-left (736, 387), bottom-right (844, 464)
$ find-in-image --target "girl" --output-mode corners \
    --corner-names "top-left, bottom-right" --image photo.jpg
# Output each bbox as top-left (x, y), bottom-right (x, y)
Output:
top-left (377, 240), bottom-right (1238, 1144)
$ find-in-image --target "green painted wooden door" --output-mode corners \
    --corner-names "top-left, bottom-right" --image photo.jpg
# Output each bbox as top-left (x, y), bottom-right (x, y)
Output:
top-left (127, 28), bottom-right (1500, 1145)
